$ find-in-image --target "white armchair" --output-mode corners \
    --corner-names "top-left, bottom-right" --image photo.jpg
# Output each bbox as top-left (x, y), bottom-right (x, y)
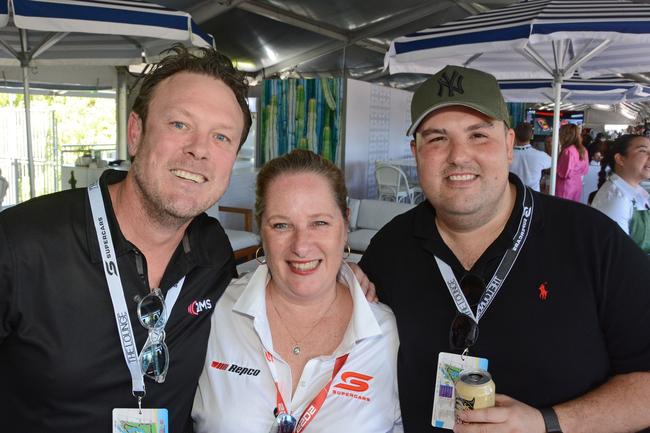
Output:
top-left (375, 163), bottom-right (422, 204)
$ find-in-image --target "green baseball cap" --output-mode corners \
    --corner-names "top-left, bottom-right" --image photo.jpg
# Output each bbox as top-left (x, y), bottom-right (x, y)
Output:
top-left (407, 65), bottom-right (510, 136)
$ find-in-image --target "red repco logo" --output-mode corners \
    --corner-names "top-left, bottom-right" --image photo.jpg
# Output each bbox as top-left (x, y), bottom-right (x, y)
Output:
top-left (187, 299), bottom-right (212, 316)
top-left (333, 372), bottom-right (373, 392)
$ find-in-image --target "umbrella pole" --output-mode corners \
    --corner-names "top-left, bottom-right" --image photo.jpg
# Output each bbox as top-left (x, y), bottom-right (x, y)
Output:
top-left (20, 30), bottom-right (36, 199)
top-left (549, 75), bottom-right (563, 196)
top-left (116, 67), bottom-right (128, 160)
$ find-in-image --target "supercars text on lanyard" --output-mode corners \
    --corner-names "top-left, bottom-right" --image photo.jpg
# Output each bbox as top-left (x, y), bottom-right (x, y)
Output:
top-left (264, 349), bottom-right (348, 432)
top-left (435, 186), bottom-right (534, 326)
top-left (87, 182), bottom-right (184, 398)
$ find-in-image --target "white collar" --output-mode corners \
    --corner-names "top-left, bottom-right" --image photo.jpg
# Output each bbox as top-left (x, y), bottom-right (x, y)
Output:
top-left (232, 262), bottom-right (383, 356)
top-left (610, 173), bottom-right (650, 205)
top-left (514, 143), bottom-right (532, 150)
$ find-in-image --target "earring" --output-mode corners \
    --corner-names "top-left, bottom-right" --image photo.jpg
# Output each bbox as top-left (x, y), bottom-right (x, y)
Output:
top-left (255, 246), bottom-right (266, 264)
top-left (343, 244), bottom-right (351, 259)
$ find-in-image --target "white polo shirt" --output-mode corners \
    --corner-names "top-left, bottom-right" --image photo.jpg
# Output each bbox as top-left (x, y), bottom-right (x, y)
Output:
top-left (592, 173), bottom-right (650, 234)
top-left (192, 263), bottom-right (402, 433)
top-left (510, 144), bottom-right (552, 192)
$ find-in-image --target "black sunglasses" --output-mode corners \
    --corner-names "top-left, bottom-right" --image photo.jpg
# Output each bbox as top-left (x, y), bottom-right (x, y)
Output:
top-left (449, 273), bottom-right (485, 351)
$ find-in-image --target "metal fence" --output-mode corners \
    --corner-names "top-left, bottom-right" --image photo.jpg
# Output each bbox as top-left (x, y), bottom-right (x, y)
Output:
top-left (0, 108), bottom-right (59, 206)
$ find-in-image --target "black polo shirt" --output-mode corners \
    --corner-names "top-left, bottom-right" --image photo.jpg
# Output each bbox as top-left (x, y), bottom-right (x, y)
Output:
top-left (0, 170), bottom-right (236, 432)
top-left (360, 175), bottom-right (650, 433)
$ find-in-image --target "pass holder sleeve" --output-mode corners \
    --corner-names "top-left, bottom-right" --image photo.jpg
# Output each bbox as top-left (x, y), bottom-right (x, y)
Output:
top-left (112, 408), bottom-right (168, 433)
top-left (431, 351), bottom-right (489, 430)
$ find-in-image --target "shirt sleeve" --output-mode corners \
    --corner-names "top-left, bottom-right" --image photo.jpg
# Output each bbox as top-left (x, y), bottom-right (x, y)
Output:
top-left (0, 219), bottom-right (17, 343)
top-left (359, 238), bottom-right (392, 306)
top-left (556, 148), bottom-right (574, 179)
top-left (591, 187), bottom-right (631, 234)
top-left (597, 229), bottom-right (650, 374)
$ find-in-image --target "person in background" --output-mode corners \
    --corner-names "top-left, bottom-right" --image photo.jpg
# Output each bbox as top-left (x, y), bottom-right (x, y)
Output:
top-left (193, 149), bottom-right (401, 433)
top-left (582, 142), bottom-right (606, 204)
top-left (359, 64), bottom-right (650, 433)
top-left (592, 134), bottom-right (650, 253)
top-left (0, 45), bottom-right (252, 432)
top-left (509, 122), bottom-right (551, 192)
top-left (583, 127), bottom-right (595, 158)
top-left (540, 136), bottom-right (554, 193)
top-left (555, 123), bottom-right (589, 201)
top-left (0, 168), bottom-right (8, 206)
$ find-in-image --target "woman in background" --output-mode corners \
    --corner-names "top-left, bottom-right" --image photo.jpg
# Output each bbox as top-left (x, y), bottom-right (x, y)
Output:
top-left (592, 134), bottom-right (650, 253)
top-left (555, 123), bottom-right (589, 201)
top-left (193, 149), bottom-right (402, 432)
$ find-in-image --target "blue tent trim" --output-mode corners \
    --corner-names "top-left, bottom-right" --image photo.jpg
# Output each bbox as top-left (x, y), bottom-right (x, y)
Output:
top-left (13, 1), bottom-right (187, 31)
top-left (395, 25), bottom-right (531, 54)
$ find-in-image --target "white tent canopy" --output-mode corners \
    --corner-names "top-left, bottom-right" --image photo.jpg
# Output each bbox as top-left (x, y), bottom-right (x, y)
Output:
top-left (386, 0), bottom-right (650, 194)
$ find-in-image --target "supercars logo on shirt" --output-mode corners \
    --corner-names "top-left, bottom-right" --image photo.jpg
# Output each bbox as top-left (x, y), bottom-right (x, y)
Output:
top-left (332, 371), bottom-right (373, 402)
top-left (187, 299), bottom-right (212, 316)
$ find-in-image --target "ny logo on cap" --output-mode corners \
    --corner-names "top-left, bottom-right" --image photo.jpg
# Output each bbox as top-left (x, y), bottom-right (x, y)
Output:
top-left (438, 71), bottom-right (464, 97)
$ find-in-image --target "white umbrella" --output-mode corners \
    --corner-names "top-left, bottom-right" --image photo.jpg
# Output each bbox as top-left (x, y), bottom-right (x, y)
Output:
top-left (386, 0), bottom-right (650, 194)
top-left (0, 0), bottom-right (214, 198)
top-left (500, 76), bottom-right (650, 104)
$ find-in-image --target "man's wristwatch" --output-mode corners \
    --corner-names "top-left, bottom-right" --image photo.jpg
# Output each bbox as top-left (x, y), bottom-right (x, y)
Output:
top-left (539, 407), bottom-right (563, 433)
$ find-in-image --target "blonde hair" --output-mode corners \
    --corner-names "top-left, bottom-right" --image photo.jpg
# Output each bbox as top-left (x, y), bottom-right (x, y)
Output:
top-left (559, 124), bottom-right (587, 160)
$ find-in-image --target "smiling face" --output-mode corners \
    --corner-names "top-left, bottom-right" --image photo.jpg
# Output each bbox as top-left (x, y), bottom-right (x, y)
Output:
top-left (261, 172), bottom-right (348, 303)
top-left (615, 136), bottom-right (650, 185)
top-left (411, 105), bottom-right (514, 227)
top-left (127, 72), bottom-right (244, 223)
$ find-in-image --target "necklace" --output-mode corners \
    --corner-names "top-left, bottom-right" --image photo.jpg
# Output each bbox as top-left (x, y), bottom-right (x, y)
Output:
top-left (269, 285), bottom-right (339, 356)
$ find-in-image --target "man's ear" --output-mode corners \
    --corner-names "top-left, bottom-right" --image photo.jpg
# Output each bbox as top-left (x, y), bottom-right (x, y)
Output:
top-left (127, 112), bottom-right (143, 158)
top-left (614, 152), bottom-right (625, 168)
top-left (410, 139), bottom-right (417, 157)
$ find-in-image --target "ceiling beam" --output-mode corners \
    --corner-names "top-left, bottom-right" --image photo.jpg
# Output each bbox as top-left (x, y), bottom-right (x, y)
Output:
top-left (237, 0), bottom-right (386, 53)
top-left (253, 0), bottom-right (460, 80)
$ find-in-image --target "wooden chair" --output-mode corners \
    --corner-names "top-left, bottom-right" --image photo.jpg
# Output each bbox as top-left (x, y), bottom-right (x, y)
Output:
top-left (217, 206), bottom-right (260, 262)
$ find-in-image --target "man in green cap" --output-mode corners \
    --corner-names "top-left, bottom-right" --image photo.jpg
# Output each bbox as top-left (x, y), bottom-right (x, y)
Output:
top-left (360, 65), bottom-right (650, 433)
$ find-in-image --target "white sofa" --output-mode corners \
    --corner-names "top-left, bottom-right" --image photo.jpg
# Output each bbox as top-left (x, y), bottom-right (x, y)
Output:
top-left (347, 198), bottom-right (416, 252)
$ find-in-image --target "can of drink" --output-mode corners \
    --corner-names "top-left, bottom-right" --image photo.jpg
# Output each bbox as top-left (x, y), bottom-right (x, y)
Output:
top-left (454, 369), bottom-right (495, 422)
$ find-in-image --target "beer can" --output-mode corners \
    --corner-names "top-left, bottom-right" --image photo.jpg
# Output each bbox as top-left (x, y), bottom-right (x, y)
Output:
top-left (454, 369), bottom-right (495, 421)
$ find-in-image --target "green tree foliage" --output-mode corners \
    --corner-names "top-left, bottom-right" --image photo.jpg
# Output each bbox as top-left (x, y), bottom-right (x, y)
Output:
top-left (0, 92), bottom-right (115, 146)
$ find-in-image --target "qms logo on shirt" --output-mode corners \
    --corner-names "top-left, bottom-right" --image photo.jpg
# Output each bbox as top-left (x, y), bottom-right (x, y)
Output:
top-left (187, 299), bottom-right (212, 316)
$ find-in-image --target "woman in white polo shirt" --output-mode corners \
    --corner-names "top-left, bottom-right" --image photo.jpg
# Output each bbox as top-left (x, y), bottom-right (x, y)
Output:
top-left (192, 149), bottom-right (402, 432)
top-left (592, 134), bottom-right (650, 253)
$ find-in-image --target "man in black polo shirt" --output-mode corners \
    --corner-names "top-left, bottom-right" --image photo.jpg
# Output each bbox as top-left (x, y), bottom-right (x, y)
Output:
top-left (360, 65), bottom-right (650, 433)
top-left (0, 45), bottom-right (251, 432)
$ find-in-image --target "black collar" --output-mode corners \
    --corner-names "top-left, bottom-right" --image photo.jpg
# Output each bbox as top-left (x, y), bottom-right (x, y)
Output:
top-left (85, 169), bottom-right (228, 270)
top-left (411, 174), bottom-right (543, 276)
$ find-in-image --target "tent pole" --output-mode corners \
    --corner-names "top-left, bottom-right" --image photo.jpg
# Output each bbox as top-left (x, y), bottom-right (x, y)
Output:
top-left (549, 75), bottom-right (563, 196)
top-left (19, 29), bottom-right (35, 199)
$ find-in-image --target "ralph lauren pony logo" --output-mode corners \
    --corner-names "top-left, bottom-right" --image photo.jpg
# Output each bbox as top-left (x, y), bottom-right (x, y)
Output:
top-left (438, 71), bottom-right (464, 97)
top-left (538, 282), bottom-right (549, 300)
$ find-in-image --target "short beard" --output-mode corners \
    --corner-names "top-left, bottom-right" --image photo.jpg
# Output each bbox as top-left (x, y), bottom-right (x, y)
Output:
top-left (131, 161), bottom-right (198, 229)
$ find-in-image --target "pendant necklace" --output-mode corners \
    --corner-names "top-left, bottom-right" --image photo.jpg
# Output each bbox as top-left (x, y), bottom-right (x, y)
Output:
top-left (270, 286), bottom-right (339, 356)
